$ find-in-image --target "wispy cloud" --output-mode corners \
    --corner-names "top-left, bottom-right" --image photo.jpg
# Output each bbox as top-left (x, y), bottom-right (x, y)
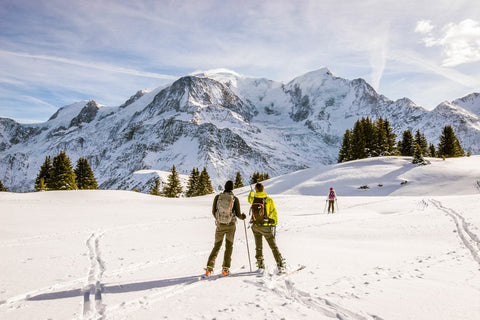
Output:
top-left (0, 50), bottom-right (178, 80)
top-left (1, 0), bottom-right (480, 122)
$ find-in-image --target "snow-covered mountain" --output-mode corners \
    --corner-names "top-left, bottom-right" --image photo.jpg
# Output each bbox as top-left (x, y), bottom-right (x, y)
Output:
top-left (1, 68), bottom-right (480, 192)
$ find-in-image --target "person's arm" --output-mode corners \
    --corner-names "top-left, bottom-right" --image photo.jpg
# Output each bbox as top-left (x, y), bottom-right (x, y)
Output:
top-left (266, 197), bottom-right (278, 225)
top-left (212, 195), bottom-right (219, 217)
top-left (233, 196), bottom-right (241, 217)
top-left (248, 191), bottom-right (255, 204)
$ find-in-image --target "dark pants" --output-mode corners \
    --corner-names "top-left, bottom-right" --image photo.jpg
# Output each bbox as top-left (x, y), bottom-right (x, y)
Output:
top-left (252, 224), bottom-right (283, 265)
top-left (328, 200), bottom-right (335, 213)
top-left (207, 223), bottom-right (236, 269)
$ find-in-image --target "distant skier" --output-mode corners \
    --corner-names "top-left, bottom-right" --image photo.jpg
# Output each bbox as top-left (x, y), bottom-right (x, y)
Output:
top-left (248, 182), bottom-right (285, 272)
top-left (206, 180), bottom-right (246, 277)
top-left (327, 187), bottom-right (337, 214)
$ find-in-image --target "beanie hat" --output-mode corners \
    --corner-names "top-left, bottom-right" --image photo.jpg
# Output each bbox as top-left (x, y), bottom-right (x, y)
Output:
top-left (330, 187), bottom-right (333, 190)
top-left (225, 180), bottom-right (234, 192)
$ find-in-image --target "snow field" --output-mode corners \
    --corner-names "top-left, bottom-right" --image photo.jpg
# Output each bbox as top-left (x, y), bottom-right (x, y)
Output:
top-left (1, 157), bottom-right (480, 319)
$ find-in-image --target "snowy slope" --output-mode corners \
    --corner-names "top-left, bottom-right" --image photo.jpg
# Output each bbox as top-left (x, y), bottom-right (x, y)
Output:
top-left (453, 93), bottom-right (480, 117)
top-left (1, 69), bottom-right (480, 193)
top-left (1, 156), bottom-right (480, 319)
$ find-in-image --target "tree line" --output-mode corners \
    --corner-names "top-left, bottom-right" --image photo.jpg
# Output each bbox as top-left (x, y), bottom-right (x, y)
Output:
top-left (338, 117), bottom-right (465, 163)
top-left (35, 151), bottom-right (98, 191)
top-left (148, 166), bottom-right (270, 198)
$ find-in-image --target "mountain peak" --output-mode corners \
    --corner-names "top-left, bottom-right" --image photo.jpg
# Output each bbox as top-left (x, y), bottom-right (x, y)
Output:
top-left (452, 92), bottom-right (480, 117)
top-left (190, 68), bottom-right (243, 80)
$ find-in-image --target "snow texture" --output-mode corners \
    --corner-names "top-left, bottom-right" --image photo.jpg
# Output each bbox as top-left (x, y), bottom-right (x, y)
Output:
top-left (1, 156), bottom-right (480, 319)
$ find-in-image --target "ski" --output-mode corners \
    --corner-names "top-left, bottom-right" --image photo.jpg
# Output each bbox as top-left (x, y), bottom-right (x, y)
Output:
top-left (275, 265), bottom-right (306, 281)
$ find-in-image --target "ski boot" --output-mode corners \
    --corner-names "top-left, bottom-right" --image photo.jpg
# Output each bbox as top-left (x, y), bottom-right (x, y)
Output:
top-left (205, 266), bottom-right (214, 277)
top-left (256, 259), bottom-right (265, 270)
top-left (222, 267), bottom-right (230, 276)
top-left (277, 258), bottom-right (286, 274)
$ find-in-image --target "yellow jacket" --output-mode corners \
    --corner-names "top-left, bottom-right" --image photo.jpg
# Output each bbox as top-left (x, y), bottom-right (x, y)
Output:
top-left (248, 191), bottom-right (278, 225)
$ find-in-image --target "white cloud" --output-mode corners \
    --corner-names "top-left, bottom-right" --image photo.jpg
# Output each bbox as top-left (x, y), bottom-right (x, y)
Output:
top-left (415, 20), bottom-right (434, 34)
top-left (416, 19), bottom-right (480, 66)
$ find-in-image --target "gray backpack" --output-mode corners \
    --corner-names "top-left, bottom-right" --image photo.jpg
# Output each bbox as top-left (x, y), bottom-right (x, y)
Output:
top-left (215, 193), bottom-right (235, 224)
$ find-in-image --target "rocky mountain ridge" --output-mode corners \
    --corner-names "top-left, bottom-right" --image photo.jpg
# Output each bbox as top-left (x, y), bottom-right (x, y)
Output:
top-left (1, 68), bottom-right (479, 192)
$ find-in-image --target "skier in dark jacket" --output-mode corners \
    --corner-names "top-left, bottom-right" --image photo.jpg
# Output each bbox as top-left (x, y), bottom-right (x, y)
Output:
top-left (206, 180), bottom-right (246, 276)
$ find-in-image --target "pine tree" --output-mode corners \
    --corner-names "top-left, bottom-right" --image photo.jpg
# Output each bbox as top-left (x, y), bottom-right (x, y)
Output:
top-left (438, 125), bottom-right (464, 158)
top-left (338, 129), bottom-right (352, 163)
top-left (35, 156), bottom-right (52, 191)
top-left (49, 151), bottom-right (77, 190)
top-left (197, 167), bottom-right (214, 196)
top-left (148, 178), bottom-right (162, 196)
top-left (351, 119), bottom-right (367, 159)
top-left (162, 165), bottom-right (183, 198)
top-left (414, 130), bottom-right (429, 157)
top-left (400, 130), bottom-right (414, 156)
top-left (0, 179), bottom-right (7, 192)
top-left (250, 172), bottom-right (260, 184)
top-left (74, 157), bottom-right (98, 189)
top-left (250, 172), bottom-right (270, 184)
top-left (412, 143), bottom-right (426, 165)
top-left (429, 143), bottom-right (437, 158)
top-left (383, 118), bottom-right (397, 155)
top-left (361, 117), bottom-right (375, 157)
top-left (234, 172), bottom-right (244, 189)
top-left (186, 168), bottom-right (200, 197)
top-left (38, 178), bottom-right (47, 191)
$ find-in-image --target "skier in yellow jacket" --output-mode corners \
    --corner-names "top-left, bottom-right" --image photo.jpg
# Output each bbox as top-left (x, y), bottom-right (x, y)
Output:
top-left (248, 182), bottom-right (285, 271)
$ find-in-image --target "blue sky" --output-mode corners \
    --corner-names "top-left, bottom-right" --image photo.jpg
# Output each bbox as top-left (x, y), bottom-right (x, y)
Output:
top-left (1, 0), bottom-right (480, 123)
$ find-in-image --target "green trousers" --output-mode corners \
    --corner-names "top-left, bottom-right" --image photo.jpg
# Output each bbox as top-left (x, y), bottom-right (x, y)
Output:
top-left (207, 223), bottom-right (236, 269)
top-left (328, 200), bottom-right (335, 213)
top-left (252, 224), bottom-right (283, 266)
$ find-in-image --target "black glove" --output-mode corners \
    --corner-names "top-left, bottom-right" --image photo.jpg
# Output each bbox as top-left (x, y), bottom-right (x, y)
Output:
top-left (240, 213), bottom-right (247, 220)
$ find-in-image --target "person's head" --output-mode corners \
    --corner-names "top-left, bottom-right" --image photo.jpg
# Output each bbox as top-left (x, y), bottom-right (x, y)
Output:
top-left (224, 180), bottom-right (234, 192)
top-left (330, 187), bottom-right (333, 191)
top-left (255, 182), bottom-right (264, 192)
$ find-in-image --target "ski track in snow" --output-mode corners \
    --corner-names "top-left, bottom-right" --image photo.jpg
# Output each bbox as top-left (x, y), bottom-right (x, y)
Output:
top-left (429, 199), bottom-right (480, 265)
top-left (0, 232), bottom-right (209, 316)
top-left (429, 199), bottom-right (480, 267)
top-left (83, 232), bottom-right (106, 319)
top-left (245, 267), bottom-right (383, 320)
top-left (101, 267), bottom-right (247, 319)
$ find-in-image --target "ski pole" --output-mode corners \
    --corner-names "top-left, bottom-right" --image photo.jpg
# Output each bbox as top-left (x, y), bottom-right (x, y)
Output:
top-left (323, 200), bottom-right (328, 214)
top-left (243, 219), bottom-right (252, 272)
top-left (336, 199), bottom-right (339, 213)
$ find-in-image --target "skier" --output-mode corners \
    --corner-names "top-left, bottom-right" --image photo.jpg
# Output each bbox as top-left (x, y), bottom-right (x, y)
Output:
top-left (206, 180), bottom-right (246, 276)
top-left (248, 182), bottom-right (285, 272)
top-left (327, 187), bottom-right (337, 214)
